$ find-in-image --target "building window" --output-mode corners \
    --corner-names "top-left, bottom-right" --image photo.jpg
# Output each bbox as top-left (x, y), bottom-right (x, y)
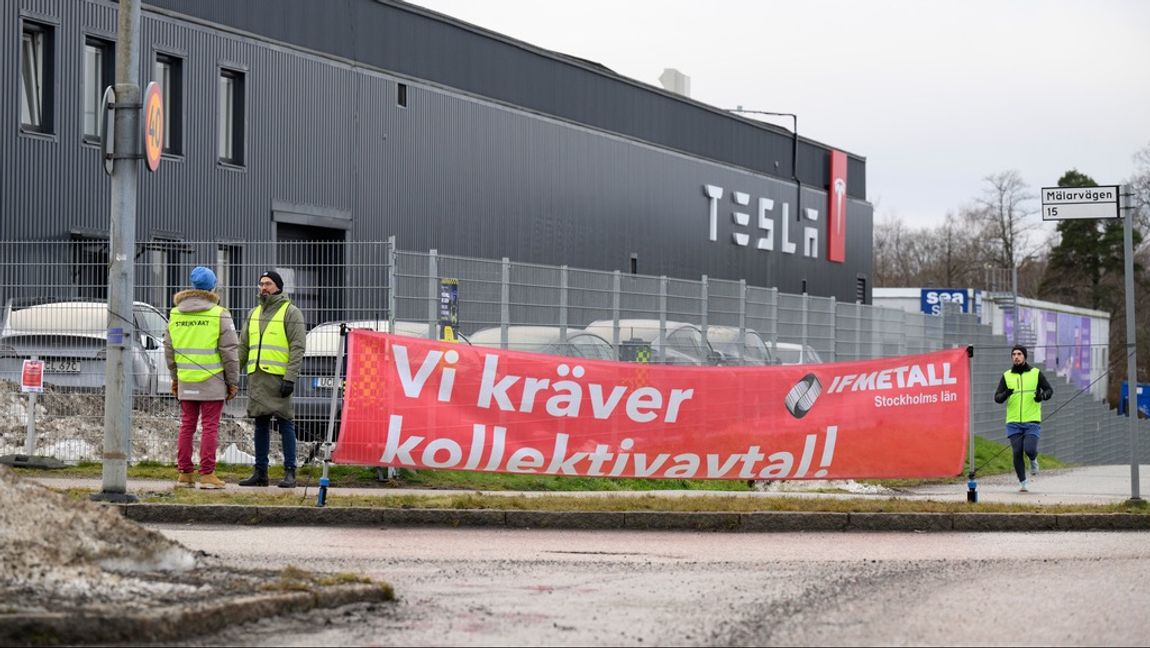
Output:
top-left (217, 68), bottom-right (245, 165)
top-left (145, 240), bottom-right (184, 308)
top-left (153, 54), bottom-right (183, 154)
top-left (70, 236), bottom-right (108, 298)
top-left (397, 82), bottom-right (408, 108)
top-left (215, 244), bottom-right (243, 312)
top-left (20, 22), bottom-right (54, 133)
top-left (83, 37), bottom-right (114, 141)
top-left (856, 276), bottom-right (867, 304)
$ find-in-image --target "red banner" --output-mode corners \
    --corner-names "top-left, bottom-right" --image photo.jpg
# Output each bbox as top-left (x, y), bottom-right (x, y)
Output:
top-left (333, 332), bottom-right (970, 480)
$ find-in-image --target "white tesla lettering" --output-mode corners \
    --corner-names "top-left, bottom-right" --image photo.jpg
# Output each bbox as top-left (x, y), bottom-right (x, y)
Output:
top-left (703, 184), bottom-right (824, 259)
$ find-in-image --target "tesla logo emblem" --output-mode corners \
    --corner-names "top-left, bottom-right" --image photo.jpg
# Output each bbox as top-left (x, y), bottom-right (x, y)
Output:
top-left (827, 150), bottom-right (848, 263)
top-left (703, 185), bottom-right (821, 258)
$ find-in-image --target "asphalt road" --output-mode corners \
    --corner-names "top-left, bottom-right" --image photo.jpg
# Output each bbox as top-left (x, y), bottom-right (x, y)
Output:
top-left (155, 525), bottom-right (1150, 646)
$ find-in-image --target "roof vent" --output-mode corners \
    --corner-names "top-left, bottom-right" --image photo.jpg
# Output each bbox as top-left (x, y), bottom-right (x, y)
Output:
top-left (658, 68), bottom-right (690, 97)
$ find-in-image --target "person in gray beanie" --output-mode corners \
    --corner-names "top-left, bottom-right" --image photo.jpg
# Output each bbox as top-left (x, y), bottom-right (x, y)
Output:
top-left (237, 269), bottom-right (307, 488)
top-left (993, 344), bottom-right (1053, 492)
top-left (164, 266), bottom-right (240, 489)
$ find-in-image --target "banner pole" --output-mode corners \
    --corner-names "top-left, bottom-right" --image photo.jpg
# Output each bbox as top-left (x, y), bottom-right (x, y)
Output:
top-left (317, 322), bottom-right (348, 507)
top-left (966, 344), bottom-right (978, 503)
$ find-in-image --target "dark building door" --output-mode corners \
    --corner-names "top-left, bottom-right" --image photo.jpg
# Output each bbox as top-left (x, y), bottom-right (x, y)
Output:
top-left (276, 223), bottom-right (345, 327)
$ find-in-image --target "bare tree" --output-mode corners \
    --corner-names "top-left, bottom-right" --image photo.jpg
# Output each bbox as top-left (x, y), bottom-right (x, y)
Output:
top-left (873, 210), bottom-right (986, 288)
top-left (1130, 141), bottom-right (1150, 241)
top-left (970, 170), bottom-right (1039, 268)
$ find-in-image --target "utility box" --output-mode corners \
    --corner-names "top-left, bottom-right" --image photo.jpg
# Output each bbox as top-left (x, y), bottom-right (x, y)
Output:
top-left (1119, 382), bottom-right (1149, 417)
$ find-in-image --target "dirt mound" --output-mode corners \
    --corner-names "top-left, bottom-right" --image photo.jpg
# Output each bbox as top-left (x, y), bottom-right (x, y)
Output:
top-left (0, 464), bottom-right (196, 615)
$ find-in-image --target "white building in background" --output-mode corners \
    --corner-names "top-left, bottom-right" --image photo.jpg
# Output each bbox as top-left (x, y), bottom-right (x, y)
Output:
top-left (874, 287), bottom-right (1110, 401)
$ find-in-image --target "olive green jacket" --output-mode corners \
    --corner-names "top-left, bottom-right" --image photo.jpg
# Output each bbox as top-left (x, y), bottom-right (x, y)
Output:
top-left (237, 292), bottom-right (307, 419)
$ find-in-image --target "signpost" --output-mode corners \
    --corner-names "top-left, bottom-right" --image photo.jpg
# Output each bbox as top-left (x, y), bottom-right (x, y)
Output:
top-left (1044, 184), bottom-right (1140, 502)
top-left (1041, 186), bottom-right (1120, 221)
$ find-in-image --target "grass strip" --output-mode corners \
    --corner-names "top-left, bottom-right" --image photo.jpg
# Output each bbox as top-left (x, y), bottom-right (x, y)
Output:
top-left (55, 486), bottom-right (1149, 515)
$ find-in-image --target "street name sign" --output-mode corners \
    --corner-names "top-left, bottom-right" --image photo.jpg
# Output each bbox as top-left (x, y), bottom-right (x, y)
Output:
top-left (1041, 185), bottom-right (1120, 220)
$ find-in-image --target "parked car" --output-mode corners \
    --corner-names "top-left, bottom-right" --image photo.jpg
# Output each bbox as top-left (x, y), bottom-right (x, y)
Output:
top-left (468, 326), bottom-right (616, 361)
top-left (294, 320), bottom-right (470, 442)
top-left (703, 326), bottom-right (780, 365)
top-left (584, 319), bottom-right (720, 366)
top-left (772, 342), bottom-right (824, 365)
top-left (0, 298), bottom-right (172, 395)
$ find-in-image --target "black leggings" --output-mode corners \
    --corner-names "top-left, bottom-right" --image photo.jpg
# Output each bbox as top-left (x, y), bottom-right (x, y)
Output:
top-left (1009, 434), bottom-right (1039, 482)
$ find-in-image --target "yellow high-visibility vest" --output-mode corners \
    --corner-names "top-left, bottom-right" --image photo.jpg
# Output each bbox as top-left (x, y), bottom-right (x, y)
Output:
top-left (247, 301), bottom-right (291, 375)
top-left (1003, 367), bottom-right (1042, 423)
top-left (169, 305), bottom-right (224, 383)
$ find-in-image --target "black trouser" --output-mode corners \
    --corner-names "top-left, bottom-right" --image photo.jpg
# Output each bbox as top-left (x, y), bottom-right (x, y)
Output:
top-left (1009, 432), bottom-right (1039, 482)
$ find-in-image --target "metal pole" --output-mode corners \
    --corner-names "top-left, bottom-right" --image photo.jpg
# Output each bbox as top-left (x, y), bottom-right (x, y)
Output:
top-left (611, 271), bottom-right (621, 350)
top-left (658, 276), bottom-right (667, 360)
top-left (23, 393), bottom-right (37, 456)
top-left (386, 235), bottom-right (396, 331)
top-left (317, 323), bottom-right (347, 507)
top-left (967, 345), bottom-right (978, 503)
top-left (1122, 185), bottom-right (1141, 501)
top-left (700, 274), bottom-right (708, 351)
top-left (428, 249), bottom-right (438, 339)
top-left (1011, 262), bottom-right (1019, 345)
top-left (559, 266), bottom-right (568, 346)
top-left (95, 0), bottom-right (141, 503)
top-left (500, 258), bottom-right (510, 350)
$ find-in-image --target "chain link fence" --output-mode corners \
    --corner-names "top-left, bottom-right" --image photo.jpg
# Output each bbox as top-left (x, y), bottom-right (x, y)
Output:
top-left (1, 239), bottom-right (1145, 468)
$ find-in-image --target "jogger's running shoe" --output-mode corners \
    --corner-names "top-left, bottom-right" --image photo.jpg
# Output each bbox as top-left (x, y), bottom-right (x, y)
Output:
top-left (1030, 458), bottom-right (1039, 475)
top-left (1019, 480), bottom-right (1030, 492)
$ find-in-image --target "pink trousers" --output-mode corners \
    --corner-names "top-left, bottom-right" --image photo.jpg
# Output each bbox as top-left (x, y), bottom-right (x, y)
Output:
top-left (177, 400), bottom-right (224, 475)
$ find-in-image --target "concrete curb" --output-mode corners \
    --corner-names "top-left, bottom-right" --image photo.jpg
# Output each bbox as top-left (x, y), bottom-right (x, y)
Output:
top-left (0, 583), bottom-right (391, 646)
top-left (116, 503), bottom-right (1150, 532)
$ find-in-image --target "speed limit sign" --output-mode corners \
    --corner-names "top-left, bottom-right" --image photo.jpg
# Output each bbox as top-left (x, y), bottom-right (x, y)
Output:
top-left (143, 82), bottom-right (164, 172)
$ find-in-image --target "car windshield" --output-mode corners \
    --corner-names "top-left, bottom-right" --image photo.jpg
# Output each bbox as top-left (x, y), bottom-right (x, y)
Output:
top-left (568, 334), bottom-right (615, 360)
top-left (666, 327), bottom-right (708, 362)
top-left (134, 306), bottom-right (168, 340)
top-left (774, 345), bottom-right (802, 364)
top-left (741, 333), bottom-right (772, 364)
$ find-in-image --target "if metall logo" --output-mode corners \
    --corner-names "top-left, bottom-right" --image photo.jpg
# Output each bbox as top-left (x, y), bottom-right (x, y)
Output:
top-left (784, 373), bottom-right (822, 419)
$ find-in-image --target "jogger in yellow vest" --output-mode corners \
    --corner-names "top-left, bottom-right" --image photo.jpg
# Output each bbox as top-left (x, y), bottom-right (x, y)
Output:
top-left (993, 345), bottom-right (1053, 492)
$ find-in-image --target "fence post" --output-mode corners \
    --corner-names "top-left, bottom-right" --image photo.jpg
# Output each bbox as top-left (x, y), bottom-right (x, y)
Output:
top-left (659, 276), bottom-right (668, 349)
top-left (801, 291), bottom-right (809, 351)
top-left (500, 257), bottom-right (510, 350)
top-left (856, 302), bottom-right (863, 361)
top-left (828, 296), bottom-right (836, 361)
top-left (612, 270), bottom-right (621, 349)
top-left (428, 249), bottom-right (438, 339)
top-left (738, 279), bottom-right (746, 342)
top-left (387, 235), bottom-right (396, 331)
top-left (769, 287), bottom-right (778, 347)
top-left (700, 274), bottom-right (709, 347)
top-left (560, 265), bottom-right (568, 345)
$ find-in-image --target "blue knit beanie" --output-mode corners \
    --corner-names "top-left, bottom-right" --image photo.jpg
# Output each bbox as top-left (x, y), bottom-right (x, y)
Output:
top-left (190, 266), bottom-right (217, 291)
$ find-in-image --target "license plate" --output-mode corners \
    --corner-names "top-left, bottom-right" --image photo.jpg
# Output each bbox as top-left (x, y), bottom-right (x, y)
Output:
top-left (45, 359), bottom-right (81, 374)
top-left (313, 376), bottom-right (337, 389)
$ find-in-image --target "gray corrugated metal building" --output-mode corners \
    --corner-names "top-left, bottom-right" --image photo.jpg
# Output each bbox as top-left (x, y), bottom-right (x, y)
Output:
top-left (4, 0), bottom-right (873, 303)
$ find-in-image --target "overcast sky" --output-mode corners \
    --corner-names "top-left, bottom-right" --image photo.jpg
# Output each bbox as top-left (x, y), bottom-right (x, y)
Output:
top-left (409, 0), bottom-right (1150, 230)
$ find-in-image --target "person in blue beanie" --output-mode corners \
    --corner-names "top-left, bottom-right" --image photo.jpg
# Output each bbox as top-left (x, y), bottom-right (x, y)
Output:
top-left (164, 266), bottom-right (240, 489)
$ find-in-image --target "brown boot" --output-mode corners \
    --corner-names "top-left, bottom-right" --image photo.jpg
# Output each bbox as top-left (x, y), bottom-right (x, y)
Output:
top-left (199, 472), bottom-right (226, 490)
top-left (176, 471), bottom-right (195, 489)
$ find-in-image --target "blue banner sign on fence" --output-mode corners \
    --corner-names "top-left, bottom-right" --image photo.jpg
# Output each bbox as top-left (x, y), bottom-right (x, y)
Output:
top-left (920, 288), bottom-right (969, 315)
